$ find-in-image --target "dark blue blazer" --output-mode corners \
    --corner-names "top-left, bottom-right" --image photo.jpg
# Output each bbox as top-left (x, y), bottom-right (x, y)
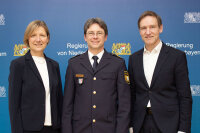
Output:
top-left (9, 51), bottom-right (63, 133)
top-left (62, 50), bottom-right (130, 133)
top-left (128, 43), bottom-right (192, 133)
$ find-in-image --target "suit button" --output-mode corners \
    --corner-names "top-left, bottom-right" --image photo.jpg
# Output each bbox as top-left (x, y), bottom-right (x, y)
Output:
top-left (93, 77), bottom-right (96, 80)
top-left (93, 105), bottom-right (96, 109)
top-left (93, 119), bottom-right (96, 123)
top-left (93, 91), bottom-right (96, 94)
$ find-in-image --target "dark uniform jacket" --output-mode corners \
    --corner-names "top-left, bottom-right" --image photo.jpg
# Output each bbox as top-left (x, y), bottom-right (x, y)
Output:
top-left (128, 43), bottom-right (192, 133)
top-left (62, 50), bottom-right (130, 133)
top-left (9, 51), bottom-right (63, 133)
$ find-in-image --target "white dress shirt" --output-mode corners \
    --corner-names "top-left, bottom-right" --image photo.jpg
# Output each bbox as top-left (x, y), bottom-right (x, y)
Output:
top-left (32, 56), bottom-right (52, 126)
top-left (143, 41), bottom-right (162, 107)
top-left (88, 50), bottom-right (104, 66)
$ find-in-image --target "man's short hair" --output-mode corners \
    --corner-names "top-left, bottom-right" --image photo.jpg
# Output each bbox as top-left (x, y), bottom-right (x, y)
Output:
top-left (138, 11), bottom-right (162, 28)
top-left (84, 18), bottom-right (108, 35)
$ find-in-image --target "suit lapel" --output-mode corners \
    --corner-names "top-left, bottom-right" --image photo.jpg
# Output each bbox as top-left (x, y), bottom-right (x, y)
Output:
top-left (46, 57), bottom-right (53, 92)
top-left (94, 50), bottom-right (110, 74)
top-left (150, 44), bottom-right (169, 88)
top-left (80, 51), bottom-right (94, 75)
top-left (137, 49), bottom-right (149, 89)
top-left (25, 51), bottom-right (43, 85)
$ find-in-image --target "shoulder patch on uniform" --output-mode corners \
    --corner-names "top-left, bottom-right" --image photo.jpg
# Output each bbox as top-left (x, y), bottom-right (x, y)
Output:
top-left (124, 71), bottom-right (130, 84)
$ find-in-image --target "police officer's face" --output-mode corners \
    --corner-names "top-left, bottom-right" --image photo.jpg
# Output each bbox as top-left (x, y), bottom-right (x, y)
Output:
top-left (139, 16), bottom-right (163, 49)
top-left (84, 23), bottom-right (107, 52)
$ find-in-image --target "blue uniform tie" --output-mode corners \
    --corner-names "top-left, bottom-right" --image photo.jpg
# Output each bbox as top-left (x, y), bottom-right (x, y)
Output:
top-left (92, 56), bottom-right (98, 71)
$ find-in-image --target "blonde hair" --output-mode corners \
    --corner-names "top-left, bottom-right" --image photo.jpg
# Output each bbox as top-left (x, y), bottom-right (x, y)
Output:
top-left (23, 20), bottom-right (50, 47)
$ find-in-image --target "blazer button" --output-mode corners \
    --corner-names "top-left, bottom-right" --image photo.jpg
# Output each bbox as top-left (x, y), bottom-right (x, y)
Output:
top-left (93, 91), bottom-right (96, 94)
top-left (93, 77), bottom-right (96, 80)
top-left (93, 119), bottom-right (96, 123)
top-left (93, 105), bottom-right (96, 109)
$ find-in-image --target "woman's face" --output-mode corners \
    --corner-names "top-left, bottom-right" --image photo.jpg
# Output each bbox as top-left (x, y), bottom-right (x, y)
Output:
top-left (28, 26), bottom-right (49, 56)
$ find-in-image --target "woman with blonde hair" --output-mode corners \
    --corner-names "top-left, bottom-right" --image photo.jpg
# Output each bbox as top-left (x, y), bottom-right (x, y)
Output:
top-left (9, 20), bottom-right (63, 133)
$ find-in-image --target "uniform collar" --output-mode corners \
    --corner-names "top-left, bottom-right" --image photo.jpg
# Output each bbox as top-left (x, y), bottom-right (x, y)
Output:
top-left (88, 49), bottom-right (104, 62)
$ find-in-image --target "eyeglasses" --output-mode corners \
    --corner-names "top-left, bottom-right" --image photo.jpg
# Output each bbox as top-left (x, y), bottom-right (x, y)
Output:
top-left (86, 31), bottom-right (104, 37)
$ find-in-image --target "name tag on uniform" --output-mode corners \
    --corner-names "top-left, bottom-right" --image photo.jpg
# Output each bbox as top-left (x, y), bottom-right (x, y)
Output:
top-left (75, 74), bottom-right (84, 78)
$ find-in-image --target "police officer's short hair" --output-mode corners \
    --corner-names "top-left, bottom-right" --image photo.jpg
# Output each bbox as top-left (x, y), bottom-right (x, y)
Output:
top-left (84, 18), bottom-right (108, 35)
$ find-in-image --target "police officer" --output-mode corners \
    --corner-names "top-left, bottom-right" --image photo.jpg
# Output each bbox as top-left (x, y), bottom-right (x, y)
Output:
top-left (62, 18), bottom-right (130, 133)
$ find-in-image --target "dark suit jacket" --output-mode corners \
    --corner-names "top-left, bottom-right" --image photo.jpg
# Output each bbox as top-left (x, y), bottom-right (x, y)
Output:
top-left (9, 51), bottom-right (63, 133)
top-left (128, 43), bottom-right (192, 133)
top-left (62, 50), bottom-right (130, 133)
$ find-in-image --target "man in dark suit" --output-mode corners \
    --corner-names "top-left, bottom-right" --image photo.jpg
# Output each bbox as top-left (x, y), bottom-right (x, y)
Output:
top-left (128, 11), bottom-right (192, 133)
top-left (62, 18), bottom-right (130, 133)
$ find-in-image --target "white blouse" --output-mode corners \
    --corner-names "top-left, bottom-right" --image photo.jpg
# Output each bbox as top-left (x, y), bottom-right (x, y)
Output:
top-left (32, 56), bottom-right (52, 126)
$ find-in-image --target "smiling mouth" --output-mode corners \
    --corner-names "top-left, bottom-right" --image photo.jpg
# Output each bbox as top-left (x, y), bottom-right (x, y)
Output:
top-left (146, 35), bottom-right (153, 38)
top-left (145, 36), bottom-right (154, 40)
top-left (34, 44), bottom-right (43, 46)
top-left (92, 41), bottom-right (99, 44)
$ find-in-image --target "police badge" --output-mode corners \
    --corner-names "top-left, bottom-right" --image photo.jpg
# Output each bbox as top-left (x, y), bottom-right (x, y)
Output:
top-left (78, 78), bottom-right (83, 85)
top-left (76, 74), bottom-right (84, 85)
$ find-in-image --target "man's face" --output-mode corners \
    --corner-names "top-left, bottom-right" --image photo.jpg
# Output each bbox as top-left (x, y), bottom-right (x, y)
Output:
top-left (84, 23), bottom-right (107, 52)
top-left (139, 16), bottom-right (163, 47)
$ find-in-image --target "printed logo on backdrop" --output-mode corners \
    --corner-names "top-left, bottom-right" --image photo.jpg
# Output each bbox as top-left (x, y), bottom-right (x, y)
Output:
top-left (184, 12), bottom-right (200, 23)
top-left (166, 42), bottom-right (200, 56)
top-left (57, 43), bottom-right (87, 56)
top-left (0, 86), bottom-right (6, 97)
top-left (0, 14), bottom-right (5, 25)
top-left (112, 43), bottom-right (131, 56)
top-left (191, 85), bottom-right (200, 96)
top-left (0, 52), bottom-right (7, 56)
top-left (14, 44), bottom-right (29, 56)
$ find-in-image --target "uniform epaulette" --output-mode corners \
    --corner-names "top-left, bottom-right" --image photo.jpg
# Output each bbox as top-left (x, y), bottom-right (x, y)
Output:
top-left (70, 54), bottom-right (81, 59)
top-left (111, 53), bottom-right (122, 59)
